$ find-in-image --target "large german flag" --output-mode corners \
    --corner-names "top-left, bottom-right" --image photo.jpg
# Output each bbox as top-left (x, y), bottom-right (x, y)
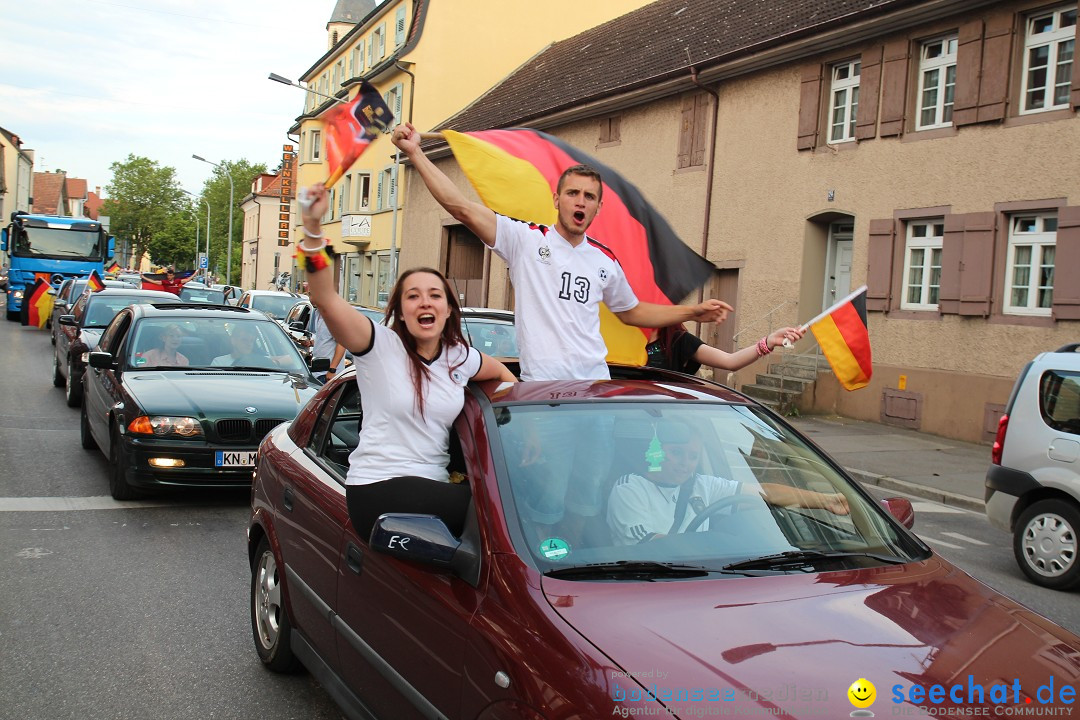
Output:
top-left (20, 278), bottom-right (54, 329)
top-left (441, 129), bottom-right (715, 366)
top-left (808, 286), bottom-right (872, 391)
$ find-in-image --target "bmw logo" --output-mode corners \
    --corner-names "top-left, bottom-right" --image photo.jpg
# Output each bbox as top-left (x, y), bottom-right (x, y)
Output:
top-left (245, 407), bottom-right (258, 414)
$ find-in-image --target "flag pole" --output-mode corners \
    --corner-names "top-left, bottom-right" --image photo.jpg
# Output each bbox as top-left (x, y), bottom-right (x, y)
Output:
top-left (782, 285), bottom-right (868, 349)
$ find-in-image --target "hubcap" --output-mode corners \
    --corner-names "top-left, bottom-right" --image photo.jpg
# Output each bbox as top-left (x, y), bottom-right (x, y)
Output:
top-left (1021, 512), bottom-right (1077, 578)
top-left (255, 550), bottom-right (283, 649)
top-left (66, 362), bottom-right (74, 399)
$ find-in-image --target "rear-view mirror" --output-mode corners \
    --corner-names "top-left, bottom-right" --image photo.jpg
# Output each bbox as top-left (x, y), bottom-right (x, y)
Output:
top-left (88, 351), bottom-right (116, 370)
top-left (58, 315), bottom-right (78, 327)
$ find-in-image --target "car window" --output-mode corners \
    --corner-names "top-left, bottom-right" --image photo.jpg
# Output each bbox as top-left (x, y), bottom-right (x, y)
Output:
top-left (251, 295), bottom-right (300, 320)
top-left (125, 317), bottom-right (308, 371)
top-left (464, 319), bottom-right (518, 357)
top-left (71, 292), bottom-right (89, 321)
top-left (178, 286), bottom-right (226, 304)
top-left (1040, 370), bottom-right (1080, 435)
top-left (84, 295), bottom-right (163, 328)
top-left (492, 401), bottom-right (924, 572)
top-left (309, 381), bottom-right (363, 479)
top-left (99, 310), bottom-right (131, 353)
top-left (58, 279), bottom-right (74, 303)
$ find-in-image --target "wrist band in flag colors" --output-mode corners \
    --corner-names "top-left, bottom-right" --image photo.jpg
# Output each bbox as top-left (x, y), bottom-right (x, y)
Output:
top-left (295, 242), bottom-right (334, 273)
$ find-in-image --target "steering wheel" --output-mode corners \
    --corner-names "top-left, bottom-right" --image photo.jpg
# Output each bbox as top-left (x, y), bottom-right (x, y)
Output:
top-left (682, 494), bottom-right (768, 534)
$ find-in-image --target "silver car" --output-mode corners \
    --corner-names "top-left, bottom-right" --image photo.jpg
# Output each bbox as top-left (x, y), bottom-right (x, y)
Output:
top-left (985, 343), bottom-right (1080, 590)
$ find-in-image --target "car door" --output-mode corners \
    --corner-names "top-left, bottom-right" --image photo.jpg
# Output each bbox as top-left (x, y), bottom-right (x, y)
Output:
top-left (269, 383), bottom-right (351, 673)
top-left (83, 310), bottom-right (134, 450)
top-left (332, 411), bottom-right (485, 719)
top-left (56, 292), bottom-right (89, 378)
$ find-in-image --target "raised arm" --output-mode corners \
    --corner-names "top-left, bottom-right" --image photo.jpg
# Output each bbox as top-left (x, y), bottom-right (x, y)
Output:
top-left (757, 483), bottom-right (850, 515)
top-left (615, 298), bottom-right (733, 329)
top-left (693, 326), bottom-right (805, 371)
top-left (391, 123), bottom-right (497, 247)
top-left (298, 184), bottom-right (375, 354)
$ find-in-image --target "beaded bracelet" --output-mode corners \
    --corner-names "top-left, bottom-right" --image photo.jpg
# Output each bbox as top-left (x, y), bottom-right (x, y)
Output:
top-left (756, 336), bottom-right (772, 358)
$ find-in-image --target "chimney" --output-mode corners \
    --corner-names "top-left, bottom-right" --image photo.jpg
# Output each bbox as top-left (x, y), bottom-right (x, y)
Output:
top-left (95, 186), bottom-right (101, 195)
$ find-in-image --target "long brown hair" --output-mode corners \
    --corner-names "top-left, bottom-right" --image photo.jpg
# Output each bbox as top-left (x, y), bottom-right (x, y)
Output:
top-left (383, 267), bottom-right (468, 417)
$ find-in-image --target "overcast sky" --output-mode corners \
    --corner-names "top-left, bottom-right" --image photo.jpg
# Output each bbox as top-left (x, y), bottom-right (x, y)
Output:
top-left (1, 0), bottom-right (337, 198)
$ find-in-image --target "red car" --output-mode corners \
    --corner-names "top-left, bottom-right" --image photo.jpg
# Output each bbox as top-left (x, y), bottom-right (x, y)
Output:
top-left (248, 366), bottom-right (1080, 719)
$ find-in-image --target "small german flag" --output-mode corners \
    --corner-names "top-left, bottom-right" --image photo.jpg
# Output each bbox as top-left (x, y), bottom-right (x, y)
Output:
top-left (86, 270), bottom-right (106, 292)
top-left (807, 286), bottom-right (873, 391)
top-left (20, 278), bottom-right (54, 329)
top-left (105, 261), bottom-right (121, 274)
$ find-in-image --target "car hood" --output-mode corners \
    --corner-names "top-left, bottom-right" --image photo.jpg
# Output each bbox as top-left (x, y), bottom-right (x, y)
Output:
top-left (542, 557), bottom-right (1080, 716)
top-left (124, 370), bottom-right (317, 418)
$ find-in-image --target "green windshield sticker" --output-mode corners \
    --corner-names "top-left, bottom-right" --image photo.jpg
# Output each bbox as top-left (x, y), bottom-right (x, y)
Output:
top-left (134, 356), bottom-right (147, 365)
top-left (645, 433), bottom-right (665, 472)
top-left (539, 537), bottom-right (571, 561)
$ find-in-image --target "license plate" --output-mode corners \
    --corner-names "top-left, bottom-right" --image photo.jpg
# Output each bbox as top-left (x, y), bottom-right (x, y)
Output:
top-left (215, 450), bottom-right (257, 467)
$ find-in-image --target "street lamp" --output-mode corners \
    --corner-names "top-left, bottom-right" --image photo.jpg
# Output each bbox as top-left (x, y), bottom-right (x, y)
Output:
top-left (268, 73), bottom-right (348, 106)
top-left (182, 190), bottom-right (210, 277)
top-left (192, 154), bottom-right (234, 283)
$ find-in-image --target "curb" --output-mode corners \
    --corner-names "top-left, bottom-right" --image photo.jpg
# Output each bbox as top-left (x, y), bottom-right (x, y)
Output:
top-left (847, 468), bottom-right (985, 514)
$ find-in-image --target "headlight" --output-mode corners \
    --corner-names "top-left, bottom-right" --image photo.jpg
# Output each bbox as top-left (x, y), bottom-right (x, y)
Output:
top-left (128, 416), bottom-right (203, 437)
top-left (12, 290), bottom-right (24, 300)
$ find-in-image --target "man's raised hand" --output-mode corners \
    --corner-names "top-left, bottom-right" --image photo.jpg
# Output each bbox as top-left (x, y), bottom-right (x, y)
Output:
top-left (692, 299), bottom-right (734, 324)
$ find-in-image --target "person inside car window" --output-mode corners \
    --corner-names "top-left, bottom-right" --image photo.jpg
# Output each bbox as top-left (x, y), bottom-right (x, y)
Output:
top-left (139, 324), bottom-right (189, 367)
top-left (607, 421), bottom-right (850, 546)
top-left (297, 183), bottom-right (516, 540)
top-left (211, 324), bottom-right (267, 366)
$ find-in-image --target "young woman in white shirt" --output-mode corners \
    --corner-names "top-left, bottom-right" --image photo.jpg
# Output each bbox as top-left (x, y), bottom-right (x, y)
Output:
top-left (297, 183), bottom-right (516, 540)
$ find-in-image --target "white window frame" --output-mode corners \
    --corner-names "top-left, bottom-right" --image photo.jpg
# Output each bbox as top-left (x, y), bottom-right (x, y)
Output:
top-left (372, 24), bottom-right (386, 63)
top-left (1005, 213), bottom-right (1057, 316)
top-left (384, 83), bottom-right (403, 125)
top-left (900, 219), bottom-right (945, 310)
top-left (1020, 5), bottom-right (1077, 114)
top-left (342, 174), bottom-right (353, 213)
top-left (916, 35), bottom-right (958, 130)
top-left (829, 59), bottom-right (861, 143)
top-left (378, 167), bottom-right (393, 210)
top-left (309, 130), bottom-right (321, 162)
top-left (356, 172), bottom-right (371, 209)
top-left (322, 187), bottom-right (335, 223)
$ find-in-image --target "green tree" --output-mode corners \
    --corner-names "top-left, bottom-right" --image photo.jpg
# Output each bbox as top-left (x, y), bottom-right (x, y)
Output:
top-left (198, 159), bottom-right (267, 284)
top-left (102, 155), bottom-right (185, 268)
top-left (148, 210), bottom-right (199, 270)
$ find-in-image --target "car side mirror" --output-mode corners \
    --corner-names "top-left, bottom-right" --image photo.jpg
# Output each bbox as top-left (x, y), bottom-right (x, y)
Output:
top-left (370, 514), bottom-right (478, 579)
top-left (881, 497), bottom-right (915, 529)
top-left (310, 357), bottom-right (331, 373)
top-left (58, 314), bottom-right (78, 327)
top-left (47, 287), bottom-right (58, 296)
top-left (289, 321), bottom-right (306, 331)
top-left (88, 351), bottom-right (116, 369)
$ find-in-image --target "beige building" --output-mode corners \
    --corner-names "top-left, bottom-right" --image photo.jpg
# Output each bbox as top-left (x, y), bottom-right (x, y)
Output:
top-left (396, 0), bottom-right (1080, 443)
top-left (0, 127), bottom-right (33, 220)
top-left (241, 172), bottom-right (292, 291)
top-left (281, 0), bottom-right (654, 305)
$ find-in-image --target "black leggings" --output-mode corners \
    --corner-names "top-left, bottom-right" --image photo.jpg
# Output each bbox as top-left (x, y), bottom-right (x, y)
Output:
top-left (346, 477), bottom-right (472, 541)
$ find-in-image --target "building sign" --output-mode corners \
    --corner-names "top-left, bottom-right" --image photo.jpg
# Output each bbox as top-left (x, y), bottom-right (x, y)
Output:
top-left (278, 144), bottom-right (295, 247)
top-left (341, 215), bottom-right (372, 238)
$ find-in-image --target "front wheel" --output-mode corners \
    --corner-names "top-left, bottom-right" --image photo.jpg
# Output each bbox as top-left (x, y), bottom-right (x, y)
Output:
top-left (80, 402), bottom-right (97, 450)
top-left (251, 537), bottom-right (301, 673)
top-left (108, 427), bottom-right (139, 500)
top-left (52, 353), bottom-right (65, 388)
top-left (1013, 499), bottom-right (1080, 591)
top-left (65, 359), bottom-right (81, 407)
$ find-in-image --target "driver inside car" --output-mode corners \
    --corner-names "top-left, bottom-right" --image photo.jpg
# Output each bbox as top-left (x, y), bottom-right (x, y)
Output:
top-left (606, 421), bottom-right (850, 545)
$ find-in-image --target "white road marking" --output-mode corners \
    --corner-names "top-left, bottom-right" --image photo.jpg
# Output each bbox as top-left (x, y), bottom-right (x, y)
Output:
top-left (919, 535), bottom-right (965, 550)
top-left (911, 501), bottom-right (967, 514)
top-left (0, 496), bottom-right (175, 512)
top-left (941, 531), bottom-right (990, 546)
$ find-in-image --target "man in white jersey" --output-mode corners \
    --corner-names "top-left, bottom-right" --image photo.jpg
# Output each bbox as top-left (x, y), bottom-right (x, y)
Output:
top-left (608, 422), bottom-right (850, 546)
top-left (391, 123), bottom-right (732, 541)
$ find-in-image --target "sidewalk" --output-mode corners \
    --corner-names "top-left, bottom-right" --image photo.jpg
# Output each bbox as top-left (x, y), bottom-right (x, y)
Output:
top-left (787, 414), bottom-right (990, 513)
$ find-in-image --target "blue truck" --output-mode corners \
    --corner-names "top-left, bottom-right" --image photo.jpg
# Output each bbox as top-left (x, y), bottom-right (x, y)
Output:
top-left (1, 211), bottom-right (115, 321)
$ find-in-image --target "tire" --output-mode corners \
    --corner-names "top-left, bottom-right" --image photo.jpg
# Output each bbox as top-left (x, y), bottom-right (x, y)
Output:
top-left (65, 359), bottom-right (81, 408)
top-left (251, 537), bottom-right (301, 673)
top-left (6, 310), bottom-right (18, 322)
top-left (108, 427), bottom-right (139, 500)
top-left (52, 353), bottom-right (65, 388)
top-left (80, 402), bottom-right (97, 450)
top-left (1013, 499), bottom-right (1080, 591)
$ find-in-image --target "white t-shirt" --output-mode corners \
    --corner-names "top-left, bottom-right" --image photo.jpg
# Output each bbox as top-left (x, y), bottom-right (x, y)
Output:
top-left (346, 320), bottom-right (482, 486)
top-left (607, 473), bottom-right (740, 545)
top-left (311, 309), bottom-right (345, 374)
top-left (493, 214), bottom-right (639, 381)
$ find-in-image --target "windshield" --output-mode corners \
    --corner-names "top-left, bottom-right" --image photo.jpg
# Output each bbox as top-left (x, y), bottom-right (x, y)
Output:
top-left (127, 317), bottom-right (308, 373)
top-left (82, 295), bottom-right (168, 328)
top-left (464, 319), bottom-right (518, 357)
top-left (13, 225), bottom-right (104, 259)
top-left (179, 286), bottom-right (226, 304)
top-left (251, 295), bottom-right (300, 319)
top-left (491, 402), bottom-right (925, 574)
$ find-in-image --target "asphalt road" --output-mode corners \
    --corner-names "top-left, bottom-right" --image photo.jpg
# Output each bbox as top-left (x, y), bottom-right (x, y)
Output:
top-left (0, 316), bottom-right (1075, 720)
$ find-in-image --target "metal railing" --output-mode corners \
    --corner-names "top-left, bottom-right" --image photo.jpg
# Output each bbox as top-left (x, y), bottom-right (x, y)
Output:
top-left (731, 299), bottom-right (799, 348)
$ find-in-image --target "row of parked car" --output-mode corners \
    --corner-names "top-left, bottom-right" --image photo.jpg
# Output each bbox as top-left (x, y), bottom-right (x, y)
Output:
top-left (40, 276), bottom-right (1080, 719)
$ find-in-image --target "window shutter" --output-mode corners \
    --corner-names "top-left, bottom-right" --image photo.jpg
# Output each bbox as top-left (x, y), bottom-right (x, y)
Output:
top-left (368, 34), bottom-right (374, 66)
top-left (866, 219), bottom-right (896, 312)
top-left (1074, 20), bottom-right (1080, 109)
top-left (977, 13), bottom-right (1015, 122)
top-left (394, 82), bottom-right (403, 120)
top-left (1053, 206), bottom-right (1080, 320)
top-left (691, 93), bottom-right (710, 166)
top-left (953, 20), bottom-right (984, 126)
top-left (677, 94), bottom-right (695, 168)
top-left (856, 46), bottom-right (883, 140)
top-left (376, 172), bottom-right (384, 209)
top-left (879, 39), bottom-right (910, 137)
top-left (958, 212), bottom-right (995, 316)
top-left (939, 214), bottom-right (964, 314)
top-left (395, 7), bottom-right (406, 46)
top-left (797, 64), bottom-right (823, 150)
